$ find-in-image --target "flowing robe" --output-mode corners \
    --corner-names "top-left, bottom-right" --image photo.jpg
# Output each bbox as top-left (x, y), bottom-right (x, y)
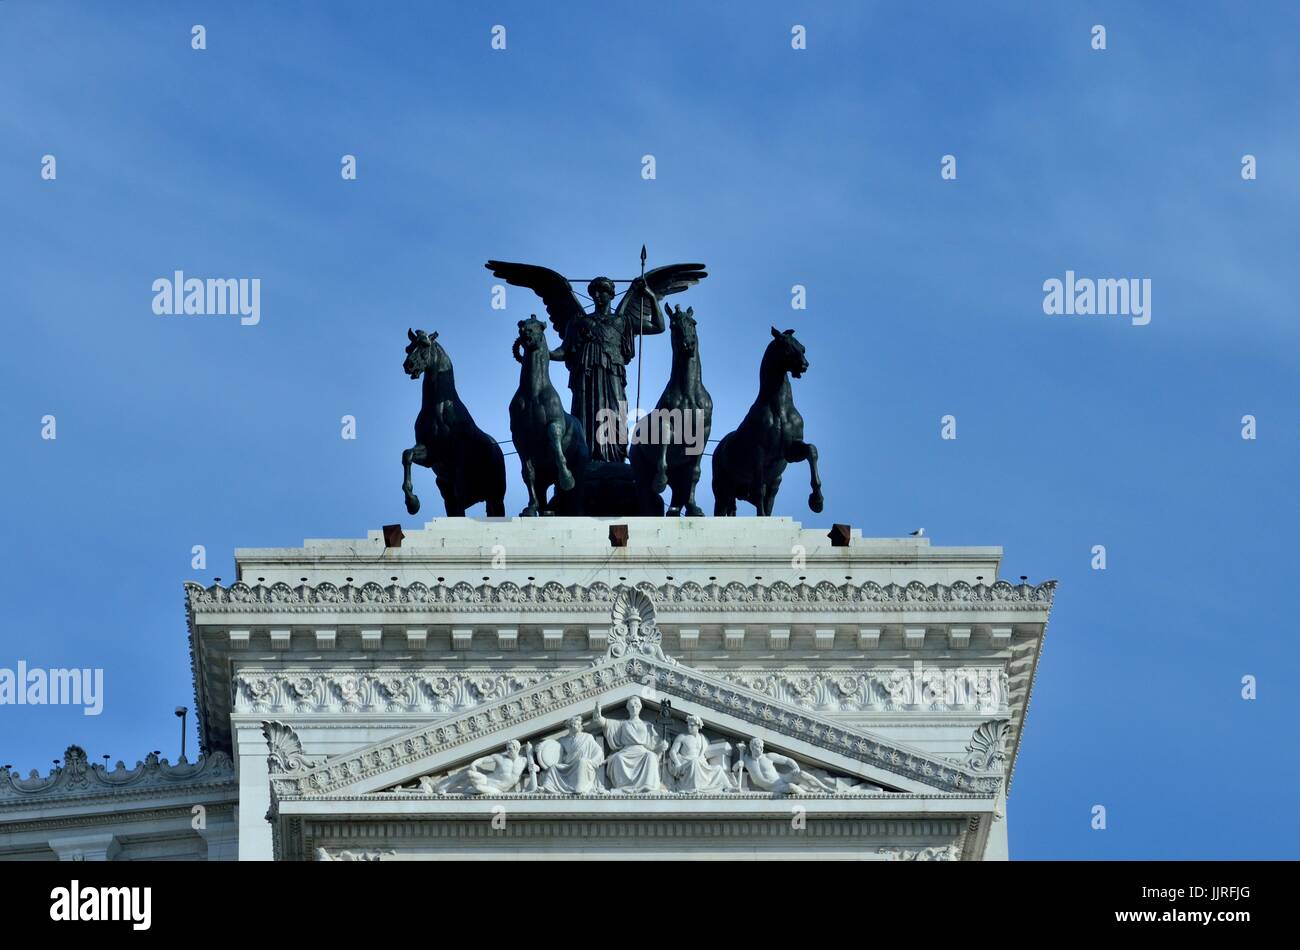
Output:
top-left (558, 311), bottom-right (637, 462)
top-left (667, 732), bottom-right (733, 792)
top-left (538, 731), bottom-right (605, 794)
top-left (602, 716), bottom-right (663, 792)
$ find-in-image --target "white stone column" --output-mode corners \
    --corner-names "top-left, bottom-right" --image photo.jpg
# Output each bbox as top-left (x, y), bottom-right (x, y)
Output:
top-left (984, 787), bottom-right (1010, 860)
top-left (234, 722), bottom-right (274, 860)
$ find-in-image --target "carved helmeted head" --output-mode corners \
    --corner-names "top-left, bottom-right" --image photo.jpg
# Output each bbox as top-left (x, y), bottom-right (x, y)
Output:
top-left (768, 326), bottom-right (809, 378)
top-left (403, 328), bottom-right (445, 380)
top-left (587, 277), bottom-right (616, 313)
top-left (668, 304), bottom-right (698, 356)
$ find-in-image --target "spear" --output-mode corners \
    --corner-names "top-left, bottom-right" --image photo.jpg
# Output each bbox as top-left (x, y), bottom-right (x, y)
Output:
top-left (634, 244), bottom-right (647, 425)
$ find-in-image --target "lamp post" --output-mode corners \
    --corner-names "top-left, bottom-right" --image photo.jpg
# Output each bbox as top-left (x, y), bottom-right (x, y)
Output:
top-left (174, 706), bottom-right (188, 761)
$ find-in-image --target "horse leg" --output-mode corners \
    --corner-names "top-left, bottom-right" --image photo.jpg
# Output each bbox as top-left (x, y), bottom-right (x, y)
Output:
top-left (683, 460), bottom-right (705, 517)
top-left (519, 458), bottom-right (540, 517)
top-left (484, 439), bottom-right (507, 517)
top-left (402, 444), bottom-right (427, 515)
top-left (548, 421), bottom-right (575, 491)
top-left (653, 425), bottom-right (669, 495)
top-left (787, 441), bottom-right (823, 513)
top-left (762, 477), bottom-right (781, 516)
top-left (665, 464), bottom-right (682, 517)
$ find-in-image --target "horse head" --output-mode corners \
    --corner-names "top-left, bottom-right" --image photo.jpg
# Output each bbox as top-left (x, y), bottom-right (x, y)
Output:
top-left (668, 304), bottom-right (698, 356)
top-left (403, 328), bottom-right (444, 380)
top-left (513, 315), bottom-right (548, 363)
top-left (768, 326), bottom-right (809, 378)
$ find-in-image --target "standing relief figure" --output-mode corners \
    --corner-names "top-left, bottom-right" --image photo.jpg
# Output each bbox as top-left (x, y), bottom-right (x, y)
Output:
top-left (666, 714), bottom-right (734, 792)
top-left (593, 697), bottom-right (669, 792)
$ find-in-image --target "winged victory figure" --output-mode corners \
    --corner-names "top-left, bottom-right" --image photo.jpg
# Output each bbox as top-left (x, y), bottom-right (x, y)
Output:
top-left (485, 258), bottom-right (707, 463)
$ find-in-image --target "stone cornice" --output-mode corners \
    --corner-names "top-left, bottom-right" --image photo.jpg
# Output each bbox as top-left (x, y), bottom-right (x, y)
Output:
top-left (187, 578), bottom-right (1055, 616)
top-left (305, 819), bottom-right (965, 840)
top-left (0, 745), bottom-right (236, 808)
top-left (268, 657), bottom-right (1003, 801)
top-left (0, 803), bottom-right (237, 836)
top-left (295, 791), bottom-right (991, 803)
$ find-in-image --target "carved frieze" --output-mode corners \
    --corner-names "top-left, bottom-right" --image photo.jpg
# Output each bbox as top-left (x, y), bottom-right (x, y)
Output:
top-left (716, 667), bottom-right (1009, 714)
top-left (188, 578), bottom-right (1055, 615)
top-left (878, 845), bottom-right (961, 861)
top-left (234, 670), bottom-right (556, 714)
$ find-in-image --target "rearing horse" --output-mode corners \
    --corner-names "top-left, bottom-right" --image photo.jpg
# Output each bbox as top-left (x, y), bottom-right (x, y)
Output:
top-left (630, 304), bottom-right (712, 516)
top-left (712, 326), bottom-right (824, 516)
top-left (401, 328), bottom-right (506, 517)
top-left (509, 316), bottom-right (590, 516)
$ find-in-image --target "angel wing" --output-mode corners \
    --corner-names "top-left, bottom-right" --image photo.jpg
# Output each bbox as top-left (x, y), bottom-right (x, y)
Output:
top-left (615, 262), bottom-right (708, 325)
top-left (484, 261), bottom-right (586, 338)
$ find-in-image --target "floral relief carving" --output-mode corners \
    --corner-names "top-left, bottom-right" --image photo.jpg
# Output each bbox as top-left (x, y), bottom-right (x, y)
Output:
top-left (188, 579), bottom-right (1056, 614)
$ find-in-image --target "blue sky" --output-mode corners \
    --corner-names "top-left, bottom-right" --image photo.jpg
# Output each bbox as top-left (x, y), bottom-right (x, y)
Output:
top-left (1, 1), bottom-right (1296, 858)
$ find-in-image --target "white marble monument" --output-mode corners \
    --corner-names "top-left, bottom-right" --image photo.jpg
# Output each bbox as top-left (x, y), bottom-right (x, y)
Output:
top-left (0, 516), bottom-right (1055, 861)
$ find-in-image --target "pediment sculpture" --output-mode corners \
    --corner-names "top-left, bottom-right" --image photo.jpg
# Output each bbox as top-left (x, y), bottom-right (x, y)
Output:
top-left (389, 698), bottom-right (885, 798)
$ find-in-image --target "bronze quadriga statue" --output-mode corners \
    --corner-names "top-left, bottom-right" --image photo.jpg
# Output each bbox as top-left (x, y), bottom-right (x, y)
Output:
top-left (630, 305), bottom-right (712, 516)
top-left (712, 327), bottom-right (823, 516)
top-left (400, 329), bottom-right (506, 517)
top-left (509, 316), bottom-right (590, 516)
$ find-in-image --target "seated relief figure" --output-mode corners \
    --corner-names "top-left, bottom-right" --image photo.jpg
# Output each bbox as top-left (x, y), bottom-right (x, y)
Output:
top-left (593, 697), bottom-right (668, 793)
top-left (667, 714), bottom-right (734, 792)
top-left (536, 716), bottom-right (606, 794)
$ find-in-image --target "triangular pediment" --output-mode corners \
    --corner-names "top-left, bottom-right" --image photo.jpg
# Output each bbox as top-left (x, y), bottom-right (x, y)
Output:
top-left (383, 695), bottom-right (888, 797)
top-left (266, 656), bottom-right (1003, 803)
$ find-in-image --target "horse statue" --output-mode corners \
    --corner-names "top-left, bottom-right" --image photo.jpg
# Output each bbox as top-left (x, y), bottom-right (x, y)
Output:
top-left (630, 304), bottom-right (712, 516)
top-left (509, 315), bottom-right (590, 516)
top-left (711, 326), bottom-right (824, 516)
top-left (400, 328), bottom-right (506, 516)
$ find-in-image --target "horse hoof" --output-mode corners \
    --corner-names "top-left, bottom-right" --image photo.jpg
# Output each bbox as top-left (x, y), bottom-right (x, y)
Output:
top-left (684, 504), bottom-right (704, 517)
top-left (520, 505), bottom-right (540, 517)
top-left (809, 492), bottom-right (824, 514)
top-left (405, 494), bottom-right (420, 515)
top-left (557, 471), bottom-right (575, 491)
